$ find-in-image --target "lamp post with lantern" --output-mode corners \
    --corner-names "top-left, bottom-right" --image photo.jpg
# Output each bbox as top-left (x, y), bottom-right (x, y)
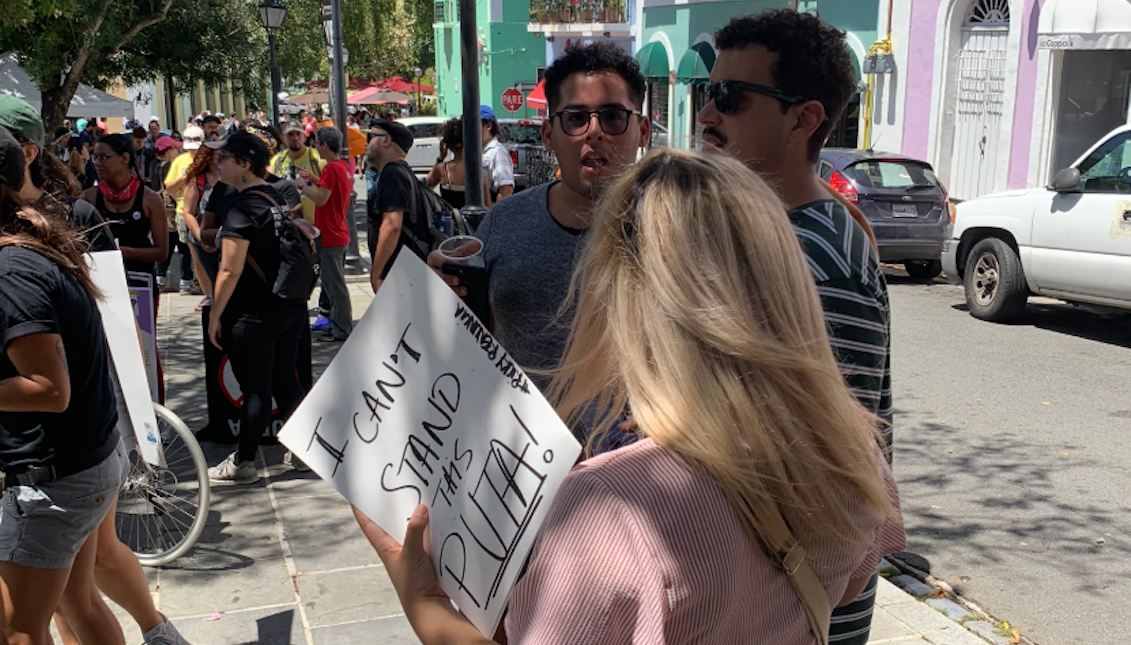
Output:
top-left (258, 0), bottom-right (287, 126)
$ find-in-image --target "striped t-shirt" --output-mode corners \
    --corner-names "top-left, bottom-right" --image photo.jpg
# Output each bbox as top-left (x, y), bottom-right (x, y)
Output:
top-left (789, 200), bottom-right (893, 453)
top-left (505, 439), bottom-right (906, 644)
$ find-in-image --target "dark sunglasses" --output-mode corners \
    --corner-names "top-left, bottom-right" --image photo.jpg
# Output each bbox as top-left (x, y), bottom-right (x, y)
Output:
top-left (553, 107), bottom-right (641, 137)
top-left (707, 80), bottom-right (809, 115)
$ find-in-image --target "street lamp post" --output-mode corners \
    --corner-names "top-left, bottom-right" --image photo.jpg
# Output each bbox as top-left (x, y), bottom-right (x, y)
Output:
top-left (320, 0), bottom-right (362, 270)
top-left (414, 66), bottom-right (423, 115)
top-left (258, 0), bottom-right (287, 126)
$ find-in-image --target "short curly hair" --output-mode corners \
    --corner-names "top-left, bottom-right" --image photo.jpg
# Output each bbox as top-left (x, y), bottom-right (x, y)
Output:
top-left (544, 42), bottom-right (646, 115)
top-left (716, 10), bottom-right (856, 160)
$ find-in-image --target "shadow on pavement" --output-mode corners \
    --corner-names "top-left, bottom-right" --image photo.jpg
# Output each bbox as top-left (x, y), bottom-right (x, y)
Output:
top-left (948, 300), bottom-right (1131, 349)
top-left (894, 417), bottom-right (1131, 599)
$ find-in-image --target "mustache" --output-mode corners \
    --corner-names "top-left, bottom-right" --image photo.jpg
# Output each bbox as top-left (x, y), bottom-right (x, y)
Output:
top-left (702, 127), bottom-right (727, 145)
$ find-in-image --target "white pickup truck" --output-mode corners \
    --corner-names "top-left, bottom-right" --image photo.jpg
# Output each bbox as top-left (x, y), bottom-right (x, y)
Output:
top-left (941, 126), bottom-right (1131, 322)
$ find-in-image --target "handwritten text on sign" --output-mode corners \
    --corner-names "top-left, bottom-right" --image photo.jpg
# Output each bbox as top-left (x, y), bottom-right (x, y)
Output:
top-left (277, 254), bottom-right (581, 637)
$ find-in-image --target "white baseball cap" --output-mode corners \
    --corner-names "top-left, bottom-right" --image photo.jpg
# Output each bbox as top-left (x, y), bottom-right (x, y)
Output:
top-left (182, 125), bottom-right (205, 150)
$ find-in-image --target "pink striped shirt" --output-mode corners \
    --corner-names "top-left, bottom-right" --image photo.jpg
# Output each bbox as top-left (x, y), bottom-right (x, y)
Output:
top-left (505, 438), bottom-right (906, 645)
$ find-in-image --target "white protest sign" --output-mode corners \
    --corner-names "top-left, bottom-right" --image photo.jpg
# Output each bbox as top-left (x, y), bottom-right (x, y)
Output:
top-left (278, 254), bottom-right (582, 637)
top-left (88, 251), bottom-right (161, 466)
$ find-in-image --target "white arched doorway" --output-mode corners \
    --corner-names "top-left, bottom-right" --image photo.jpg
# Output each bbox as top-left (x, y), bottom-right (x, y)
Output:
top-left (945, 0), bottom-right (1012, 199)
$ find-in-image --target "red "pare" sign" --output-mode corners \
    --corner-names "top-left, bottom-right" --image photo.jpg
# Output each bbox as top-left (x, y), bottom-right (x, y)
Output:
top-left (501, 88), bottom-right (524, 112)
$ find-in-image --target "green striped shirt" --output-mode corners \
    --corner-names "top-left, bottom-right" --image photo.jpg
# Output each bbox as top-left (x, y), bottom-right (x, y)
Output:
top-left (789, 200), bottom-right (893, 454)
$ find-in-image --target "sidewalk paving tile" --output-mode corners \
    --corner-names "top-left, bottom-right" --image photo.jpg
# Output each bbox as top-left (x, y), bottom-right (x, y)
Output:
top-left (965, 621), bottom-right (1011, 645)
top-left (274, 493), bottom-right (382, 573)
top-left (925, 597), bottom-right (975, 621)
top-left (868, 607), bottom-right (920, 642)
top-left (167, 605), bottom-right (306, 645)
top-left (877, 578), bottom-right (919, 607)
top-left (297, 567), bottom-right (402, 628)
top-left (883, 600), bottom-right (992, 645)
top-left (157, 555), bottom-right (295, 618)
top-left (310, 615), bottom-right (421, 645)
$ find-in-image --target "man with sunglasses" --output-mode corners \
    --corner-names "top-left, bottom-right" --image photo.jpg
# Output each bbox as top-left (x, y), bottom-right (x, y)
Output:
top-left (430, 42), bottom-right (649, 392)
top-left (699, 11), bottom-right (894, 645)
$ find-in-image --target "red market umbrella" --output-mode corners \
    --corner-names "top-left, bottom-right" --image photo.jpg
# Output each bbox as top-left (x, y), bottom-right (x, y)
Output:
top-left (349, 88), bottom-right (412, 105)
top-left (378, 75), bottom-right (435, 94)
top-left (526, 80), bottom-right (547, 109)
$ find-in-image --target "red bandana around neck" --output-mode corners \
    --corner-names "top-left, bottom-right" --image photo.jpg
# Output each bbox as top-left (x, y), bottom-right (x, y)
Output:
top-left (98, 176), bottom-right (141, 204)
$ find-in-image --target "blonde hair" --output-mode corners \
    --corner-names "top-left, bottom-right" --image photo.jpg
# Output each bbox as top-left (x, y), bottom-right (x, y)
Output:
top-left (548, 149), bottom-right (892, 555)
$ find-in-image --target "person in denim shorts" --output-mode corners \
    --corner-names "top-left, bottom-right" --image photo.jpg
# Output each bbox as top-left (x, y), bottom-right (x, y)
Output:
top-left (0, 124), bottom-right (126, 645)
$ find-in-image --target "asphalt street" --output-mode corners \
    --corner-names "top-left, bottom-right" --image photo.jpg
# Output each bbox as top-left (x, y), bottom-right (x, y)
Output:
top-left (886, 268), bottom-right (1131, 645)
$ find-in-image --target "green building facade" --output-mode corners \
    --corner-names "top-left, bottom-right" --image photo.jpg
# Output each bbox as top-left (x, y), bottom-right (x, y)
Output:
top-left (434, 0), bottom-right (546, 119)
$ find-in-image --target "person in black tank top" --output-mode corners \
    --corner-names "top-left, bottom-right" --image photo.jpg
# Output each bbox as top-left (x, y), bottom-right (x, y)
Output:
top-left (82, 134), bottom-right (169, 402)
top-left (82, 135), bottom-right (168, 273)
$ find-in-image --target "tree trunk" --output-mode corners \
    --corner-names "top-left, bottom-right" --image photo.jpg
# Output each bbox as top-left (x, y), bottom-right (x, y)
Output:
top-left (40, 77), bottom-right (87, 132)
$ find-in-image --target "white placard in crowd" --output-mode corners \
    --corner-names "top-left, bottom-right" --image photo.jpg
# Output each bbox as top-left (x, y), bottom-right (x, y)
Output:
top-left (89, 251), bottom-right (161, 466)
top-left (278, 254), bottom-right (582, 637)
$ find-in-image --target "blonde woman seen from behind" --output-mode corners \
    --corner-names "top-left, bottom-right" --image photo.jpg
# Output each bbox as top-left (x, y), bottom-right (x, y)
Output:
top-left (357, 149), bottom-right (906, 645)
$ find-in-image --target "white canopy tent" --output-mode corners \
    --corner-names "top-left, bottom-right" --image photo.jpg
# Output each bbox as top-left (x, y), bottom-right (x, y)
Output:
top-left (1038, 0), bottom-right (1131, 50)
top-left (0, 52), bottom-right (135, 118)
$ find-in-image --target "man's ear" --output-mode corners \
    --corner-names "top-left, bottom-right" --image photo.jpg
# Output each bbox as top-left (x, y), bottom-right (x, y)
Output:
top-left (541, 118), bottom-right (555, 153)
top-left (791, 100), bottom-right (826, 151)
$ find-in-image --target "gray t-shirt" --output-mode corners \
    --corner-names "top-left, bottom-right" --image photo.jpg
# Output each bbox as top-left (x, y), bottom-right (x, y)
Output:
top-left (477, 182), bottom-right (587, 386)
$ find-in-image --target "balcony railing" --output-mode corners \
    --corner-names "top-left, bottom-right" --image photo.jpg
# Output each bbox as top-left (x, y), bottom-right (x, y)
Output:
top-left (528, 0), bottom-right (633, 26)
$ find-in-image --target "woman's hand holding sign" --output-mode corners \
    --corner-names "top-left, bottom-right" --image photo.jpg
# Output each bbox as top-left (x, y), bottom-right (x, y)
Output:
top-left (353, 504), bottom-right (496, 645)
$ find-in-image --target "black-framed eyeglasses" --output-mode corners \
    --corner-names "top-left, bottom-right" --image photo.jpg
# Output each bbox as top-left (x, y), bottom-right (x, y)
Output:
top-left (553, 108), bottom-right (641, 136)
top-left (91, 153), bottom-right (120, 162)
top-left (707, 80), bottom-right (809, 115)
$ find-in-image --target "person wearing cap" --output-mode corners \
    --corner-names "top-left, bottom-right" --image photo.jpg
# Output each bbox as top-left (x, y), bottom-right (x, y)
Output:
top-left (270, 119), bottom-right (322, 223)
top-left (201, 114), bottom-right (222, 141)
top-left (203, 132), bottom-right (308, 485)
top-left (366, 118), bottom-right (429, 293)
top-left (480, 104), bottom-right (515, 202)
top-left (297, 127), bottom-right (353, 342)
top-left (52, 126), bottom-right (72, 160)
top-left (157, 125), bottom-right (203, 294)
top-left (0, 95), bottom-right (116, 253)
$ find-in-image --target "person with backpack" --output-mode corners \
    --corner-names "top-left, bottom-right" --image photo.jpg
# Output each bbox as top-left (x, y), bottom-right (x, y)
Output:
top-left (204, 132), bottom-right (311, 485)
top-left (365, 119), bottom-right (431, 293)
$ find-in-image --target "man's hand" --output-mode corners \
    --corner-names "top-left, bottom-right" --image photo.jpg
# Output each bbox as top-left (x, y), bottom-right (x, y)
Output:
top-left (371, 276), bottom-right (383, 294)
top-left (426, 250), bottom-right (467, 297)
top-left (297, 168), bottom-right (317, 185)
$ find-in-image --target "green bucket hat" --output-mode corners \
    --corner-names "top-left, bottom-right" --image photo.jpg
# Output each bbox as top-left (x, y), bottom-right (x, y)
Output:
top-left (0, 95), bottom-right (46, 148)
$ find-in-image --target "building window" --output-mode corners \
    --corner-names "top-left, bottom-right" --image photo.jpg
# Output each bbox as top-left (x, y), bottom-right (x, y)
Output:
top-left (965, 0), bottom-right (1010, 26)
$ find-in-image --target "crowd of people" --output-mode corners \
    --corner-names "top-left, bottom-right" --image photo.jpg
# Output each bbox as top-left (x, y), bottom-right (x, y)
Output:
top-left (0, 8), bottom-right (906, 645)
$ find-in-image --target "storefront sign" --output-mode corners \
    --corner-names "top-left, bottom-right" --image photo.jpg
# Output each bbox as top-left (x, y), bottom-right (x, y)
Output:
top-left (1038, 34), bottom-right (1076, 49)
top-left (277, 255), bottom-right (582, 637)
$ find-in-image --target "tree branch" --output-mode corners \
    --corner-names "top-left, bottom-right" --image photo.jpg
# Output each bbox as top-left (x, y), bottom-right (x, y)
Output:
top-left (62, 0), bottom-right (115, 92)
top-left (95, 0), bottom-right (176, 64)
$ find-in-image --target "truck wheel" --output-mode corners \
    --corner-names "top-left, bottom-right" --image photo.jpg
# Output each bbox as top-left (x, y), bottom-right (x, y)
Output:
top-left (963, 238), bottom-right (1028, 322)
top-left (904, 260), bottom-right (943, 281)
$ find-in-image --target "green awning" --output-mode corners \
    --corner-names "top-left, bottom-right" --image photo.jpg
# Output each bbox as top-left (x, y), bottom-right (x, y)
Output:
top-left (676, 42), bottom-right (716, 84)
top-left (636, 41), bottom-right (670, 82)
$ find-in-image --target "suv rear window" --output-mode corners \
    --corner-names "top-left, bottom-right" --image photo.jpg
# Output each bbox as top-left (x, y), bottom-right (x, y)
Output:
top-left (843, 160), bottom-right (942, 191)
top-left (499, 122), bottom-right (543, 145)
top-left (407, 124), bottom-right (440, 138)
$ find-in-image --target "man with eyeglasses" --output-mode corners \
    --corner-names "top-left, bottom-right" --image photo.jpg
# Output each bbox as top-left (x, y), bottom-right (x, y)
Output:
top-left (430, 42), bottom-right (649, 393)
top-left (698, 11), bottom-right (894, 645)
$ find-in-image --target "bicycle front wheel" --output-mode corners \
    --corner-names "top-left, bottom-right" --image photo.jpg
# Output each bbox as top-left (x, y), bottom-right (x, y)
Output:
top-left (116, 403), bottom-right (211, 566)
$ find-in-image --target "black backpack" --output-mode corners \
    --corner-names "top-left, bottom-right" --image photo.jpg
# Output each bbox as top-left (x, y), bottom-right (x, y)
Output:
top-left (244, 187), bottom-right (322, 303)
top-left (389, 162), bottom-right (469, 260)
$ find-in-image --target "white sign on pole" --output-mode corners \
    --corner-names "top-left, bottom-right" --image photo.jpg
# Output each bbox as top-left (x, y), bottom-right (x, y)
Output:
top-left (88, 251), bottom-right (161, 466)
top-left (278, 254), bottom-right (582, 637)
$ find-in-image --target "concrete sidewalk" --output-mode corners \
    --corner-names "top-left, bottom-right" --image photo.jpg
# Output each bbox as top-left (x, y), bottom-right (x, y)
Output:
top-left (122, 281), bottom-right (999, 645)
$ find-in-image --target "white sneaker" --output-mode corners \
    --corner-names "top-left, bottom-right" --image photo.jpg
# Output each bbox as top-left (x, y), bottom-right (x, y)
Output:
top-left (283, 450), bottom-right (312, 472)
top-left (143, 614), bottom-right (192, 645)
top-left (207, 452), bottom-right (259, 485)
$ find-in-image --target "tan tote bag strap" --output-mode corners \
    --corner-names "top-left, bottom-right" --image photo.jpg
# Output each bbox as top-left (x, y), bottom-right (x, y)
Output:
top-left (777, 538), bottom-right (831, 645)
